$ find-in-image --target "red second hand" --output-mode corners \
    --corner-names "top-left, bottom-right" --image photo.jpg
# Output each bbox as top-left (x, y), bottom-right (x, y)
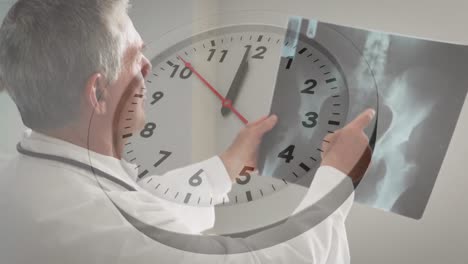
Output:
top-left (178, 56), bottom-right (249, 125)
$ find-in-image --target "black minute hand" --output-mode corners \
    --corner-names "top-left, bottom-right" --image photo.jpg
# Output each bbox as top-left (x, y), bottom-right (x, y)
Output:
top-left (221, 52), bottom-right (249, 116)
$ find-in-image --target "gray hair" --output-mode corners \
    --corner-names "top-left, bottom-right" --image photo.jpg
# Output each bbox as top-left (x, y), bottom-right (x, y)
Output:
top-left (0, 0), bottom-right (130, 130)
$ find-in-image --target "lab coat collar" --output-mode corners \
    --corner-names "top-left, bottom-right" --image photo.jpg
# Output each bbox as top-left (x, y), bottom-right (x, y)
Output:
top-left (19, 129), bottom-right (140, 190)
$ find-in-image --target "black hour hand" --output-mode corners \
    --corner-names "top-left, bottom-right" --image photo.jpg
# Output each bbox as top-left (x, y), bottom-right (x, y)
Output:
top-left (221, 54), bottom-right (249, 116)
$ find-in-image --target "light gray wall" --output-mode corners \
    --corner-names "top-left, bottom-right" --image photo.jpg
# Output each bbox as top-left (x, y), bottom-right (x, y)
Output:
top-left (0, 0), bottom-right (466, 263)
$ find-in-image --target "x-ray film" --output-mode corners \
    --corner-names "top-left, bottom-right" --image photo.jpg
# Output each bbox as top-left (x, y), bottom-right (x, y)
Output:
top-left (258, 17), bottom-right (468, 219)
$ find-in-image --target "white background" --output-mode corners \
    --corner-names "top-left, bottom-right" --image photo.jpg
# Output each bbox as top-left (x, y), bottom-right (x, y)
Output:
top-left (0, 0), bottom-right (467, 263)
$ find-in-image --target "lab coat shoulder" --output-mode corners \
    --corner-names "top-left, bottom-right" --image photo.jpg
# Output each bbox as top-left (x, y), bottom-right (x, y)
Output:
top-left (0, 156), bottom-right (104, 214)
top-left (0, 156), bottom-right (193, 263)
top-left (14, 154), bottom-right (209, 230)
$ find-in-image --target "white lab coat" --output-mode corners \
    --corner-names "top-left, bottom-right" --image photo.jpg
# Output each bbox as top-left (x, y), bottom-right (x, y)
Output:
top-left (0, 130), bottom-right (354, 264)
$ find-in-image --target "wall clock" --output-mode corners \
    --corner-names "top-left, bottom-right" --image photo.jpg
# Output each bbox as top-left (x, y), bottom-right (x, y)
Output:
top-left (109, 13), bottom-right (378, 234)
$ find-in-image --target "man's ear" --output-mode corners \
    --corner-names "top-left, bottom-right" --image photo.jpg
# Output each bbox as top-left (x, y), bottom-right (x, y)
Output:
top-left (85, 73), bottom-right (107, 115)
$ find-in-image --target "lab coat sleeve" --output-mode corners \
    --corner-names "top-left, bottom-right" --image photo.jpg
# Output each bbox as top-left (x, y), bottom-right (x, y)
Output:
top-left (291, 166), bottom-right (355, 263)
top-left (136, 155), bottom-right (232, 233)
top-left (117, 165), bottom-right (354, 263)
top-left (293, 166), bottom-right (354, 218)
top-left (138, 155), bottom-right (231, 198)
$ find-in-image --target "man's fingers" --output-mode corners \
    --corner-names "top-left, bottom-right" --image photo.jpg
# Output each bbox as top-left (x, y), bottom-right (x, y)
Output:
top-left (348, 108), bottom-right (376, 130)
top-left (254, 114), bottom-right (278, 136)
top-left (323, 130), bottom-right (340, 142)
top-left (248, 115), bottom-right (270, 127)
top-left (321, 130), bottom-right (339, 154)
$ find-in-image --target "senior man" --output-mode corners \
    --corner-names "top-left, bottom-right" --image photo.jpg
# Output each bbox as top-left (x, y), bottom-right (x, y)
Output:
top-left (0, 0), bottom-right (374, 263)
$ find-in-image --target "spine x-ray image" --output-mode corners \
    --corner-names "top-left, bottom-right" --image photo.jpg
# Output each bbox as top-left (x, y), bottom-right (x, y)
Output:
top-left (258, 17), bottom-right (468, 220)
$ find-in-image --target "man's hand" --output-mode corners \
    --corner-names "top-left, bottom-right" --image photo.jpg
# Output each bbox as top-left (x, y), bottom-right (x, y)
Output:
top-left (320, 109), bottom-right (376, 184)
top-left (219, 115), bottom-right (278, 182)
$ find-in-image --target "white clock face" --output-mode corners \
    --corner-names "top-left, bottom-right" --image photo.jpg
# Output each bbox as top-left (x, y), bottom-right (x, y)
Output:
top-left (120, 24), bottom-right (351, 207)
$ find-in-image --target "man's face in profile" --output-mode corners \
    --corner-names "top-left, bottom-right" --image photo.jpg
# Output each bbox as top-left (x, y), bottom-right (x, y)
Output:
top-left (108, 14), bottom-right (151, 145)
